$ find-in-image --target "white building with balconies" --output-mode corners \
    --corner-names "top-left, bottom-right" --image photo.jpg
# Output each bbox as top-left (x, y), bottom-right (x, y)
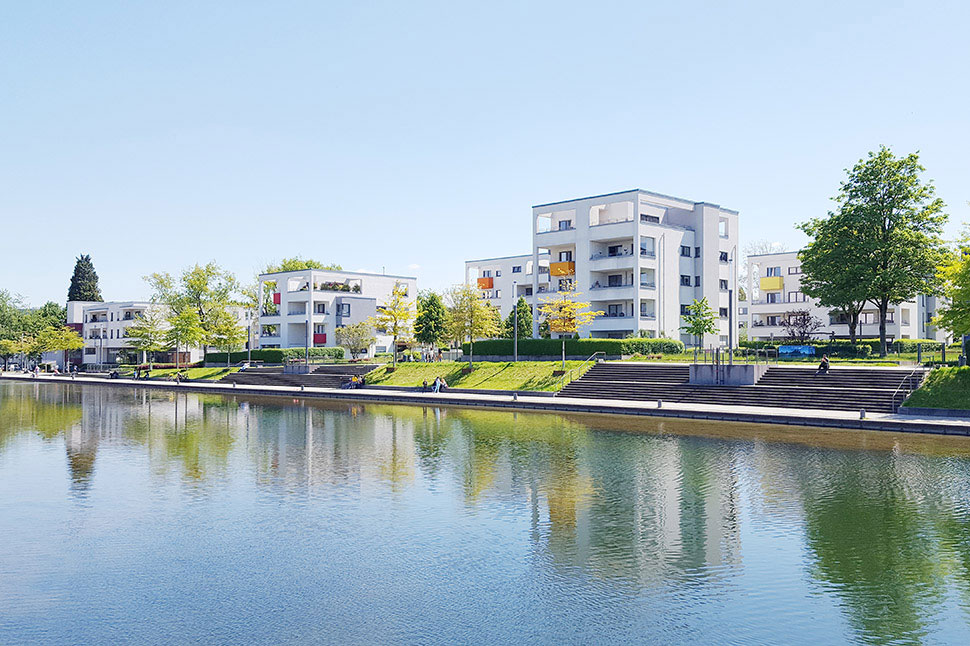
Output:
top-left (466, 189), bottom-right (740, 346)
top-left (744, 251), bottom-right (948, 343)
top-left (255, 269), bottom-right (417, 356)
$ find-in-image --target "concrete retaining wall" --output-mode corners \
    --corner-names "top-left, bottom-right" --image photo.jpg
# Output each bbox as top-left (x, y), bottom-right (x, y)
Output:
top-left (689, 364), bottom-right (769, 385)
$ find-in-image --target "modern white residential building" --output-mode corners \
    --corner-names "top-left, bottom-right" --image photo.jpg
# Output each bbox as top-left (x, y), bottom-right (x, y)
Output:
top-left (466, 189), bottom-right (740, 347)
top-left (744, 251), bottom-right (949, 343)
top-left (255, 269), bottom-right (417, 356)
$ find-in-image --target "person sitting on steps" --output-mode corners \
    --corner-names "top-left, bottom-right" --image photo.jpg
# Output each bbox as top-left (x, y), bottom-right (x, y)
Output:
top-left (815, 354), bottom-right (830, 376)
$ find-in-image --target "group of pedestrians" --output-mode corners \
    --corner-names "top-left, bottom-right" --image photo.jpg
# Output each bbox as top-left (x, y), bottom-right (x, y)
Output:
top-left (342, 374), bottom-right (366, 389)
top-left (422, 377), bottom-right (448, 393)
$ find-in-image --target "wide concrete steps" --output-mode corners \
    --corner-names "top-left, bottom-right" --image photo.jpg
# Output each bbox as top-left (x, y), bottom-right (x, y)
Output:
top-left (557, 363), bottom-right (924, 414)
top-left (224, 364), bottom-right (380, 389)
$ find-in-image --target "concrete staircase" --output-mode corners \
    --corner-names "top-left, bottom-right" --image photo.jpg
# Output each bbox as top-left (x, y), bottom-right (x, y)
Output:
top-left (557, 363), bottom-right (925, 414)
top-left (223, 364), bottom-right (380, 389)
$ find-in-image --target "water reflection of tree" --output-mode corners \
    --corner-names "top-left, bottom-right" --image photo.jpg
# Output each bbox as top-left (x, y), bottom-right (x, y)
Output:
top-left (799, 455), bottom-right (946, 645)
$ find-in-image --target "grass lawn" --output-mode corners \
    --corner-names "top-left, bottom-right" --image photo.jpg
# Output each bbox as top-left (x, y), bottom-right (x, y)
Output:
top-left (365, 361), bottom-right (590, 392)
top-left (119, 367), bottom-right (240, 381)
top-left (617, 353), bottom-right (903, 366)
top-left (903, 367), bottom-right (970, 410)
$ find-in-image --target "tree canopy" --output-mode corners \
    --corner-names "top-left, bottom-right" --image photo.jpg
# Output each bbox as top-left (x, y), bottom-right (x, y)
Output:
top-left (336, 321), bottom-right (376, 359)
top-left (446, 285), bottom-right (500, 367)
top-left (369, 284), bottom-right (415, 368)
top-left (67, 254), bottom-right (103, 302)
top-left (414, 291), bottom-right (448, 347)
top-left (680, 297), bottom-right (718, 347)
top-left (502, 297), bottom-right (533, 340)
top-left (537, 287), bottom-right (603, 368)
top-left (934, 229), bottom-right (970, 340)
top-left (263, 257), bottom-right (342, 273)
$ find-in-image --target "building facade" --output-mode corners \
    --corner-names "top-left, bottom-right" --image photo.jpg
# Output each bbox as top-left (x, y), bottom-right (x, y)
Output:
top-left (255, 269), bottom-right (417, 356)
top-left (744, 251), bottom-right (948, 343)
top-left (466, 189), bottom-right (740, 347)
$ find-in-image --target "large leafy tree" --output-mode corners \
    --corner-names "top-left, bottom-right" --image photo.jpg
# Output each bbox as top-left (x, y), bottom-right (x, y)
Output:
top-left (263, 257), bottom-right (342, 273)
top-left (165, 309), bottom-right (205, 371)
top-left (827, 147), bottom-right (947, 356)
top-left (146, 262), bottom-right (239, 358)
top-left (67, 254), bottom-right (103, 302)
top-left (538, 287), bottom-right (603, 369)
top-left (798, 215), bottom-right (870, 343)
top-left (446, 285), bottom-right (500, 368)
top-left (414, 291), bottom-right (448, 348)
top-left (207, 309), bottom-right (247, 367)
top-left (369, 284), bottom-right (415, 369)
top-left (502, 297), bottom-right (533, 340)
top-left (680, 297), bottom-right (718, 348)
top-left (782, 309), bottom-right (823, 343)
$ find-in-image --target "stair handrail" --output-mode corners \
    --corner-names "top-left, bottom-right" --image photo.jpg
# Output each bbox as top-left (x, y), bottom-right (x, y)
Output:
top-left (557, 351), bottom-right (606, 390)
top-left (891, 364), bottom-right (925, 413)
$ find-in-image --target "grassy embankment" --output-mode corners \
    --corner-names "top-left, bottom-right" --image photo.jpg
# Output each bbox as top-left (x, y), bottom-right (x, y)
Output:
top-left (903, 367), bottom-right (970, 410)
top-left (118, 367), bottom-right (240, 381)
top-left (618, 353), bottom-right (905, 366)
top-left (365, 361), bottom-right (589, 392)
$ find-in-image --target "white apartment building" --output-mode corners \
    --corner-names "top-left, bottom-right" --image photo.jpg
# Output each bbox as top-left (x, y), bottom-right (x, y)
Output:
top-left (744, 251), bottom-right (948, 343)
top-left (467, 189), bottom-right (740, 346)
top-left (255, 269), bottom-right (417, 356)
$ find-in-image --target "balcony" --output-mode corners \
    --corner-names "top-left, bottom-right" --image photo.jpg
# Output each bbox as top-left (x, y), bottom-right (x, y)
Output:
top-left (549, 261), bottom-right (575, 277)
top-left (760, 276), bottom-right (784, 291)
top-left (313, 333), bottom-right (327, 345)
top-left (272, 293), bottom-right (281, 305)
top-left (477, 277), bottom-right (494, 289)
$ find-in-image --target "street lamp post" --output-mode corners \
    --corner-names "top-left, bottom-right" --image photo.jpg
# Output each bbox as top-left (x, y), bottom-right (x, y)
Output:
top-left (513, 281), bottom-right (518, 362)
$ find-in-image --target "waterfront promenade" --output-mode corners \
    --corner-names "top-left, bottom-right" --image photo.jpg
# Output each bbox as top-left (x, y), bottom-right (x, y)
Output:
top-left (3, 372), bottom-right (967, 436)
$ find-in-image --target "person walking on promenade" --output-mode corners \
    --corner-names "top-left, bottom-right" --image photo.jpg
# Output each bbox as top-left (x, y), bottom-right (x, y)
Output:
top-left (815, 354), bottom-right (830, 376)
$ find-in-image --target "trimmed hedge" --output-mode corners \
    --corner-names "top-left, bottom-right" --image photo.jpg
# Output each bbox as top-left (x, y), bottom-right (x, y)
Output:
top-left (207, 347), bottom-right (347, 364)
top-left (461, 338), bottom-right (685, 357)
top-left (741, 338), bottom-right (944, 354)
top-left (281, 347), bottom-right (345, 361)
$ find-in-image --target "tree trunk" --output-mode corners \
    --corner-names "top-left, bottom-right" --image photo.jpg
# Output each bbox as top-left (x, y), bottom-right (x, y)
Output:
top-left (392, 334), bottom-right (398, 369)
top-left (469, 336), bottom-right (474, 368)
top-left (561, 337), bottom-right (566, 371)
top-left (878, 300), bottom-right (889, 357)
top-left (848, 311), bottom-right (859, 345)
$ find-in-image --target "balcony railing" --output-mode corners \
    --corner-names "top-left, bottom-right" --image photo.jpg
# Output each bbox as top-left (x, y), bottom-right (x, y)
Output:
top-left (590, 282), bottom-right (634, 290)
top-left (639, 282), bottom-right (656, 289)
top-left (590, 250), bottom-right (635, 260)
top-left (639, 249), bottom-right (656, 257)
top-left (640, 313), bottom-right (657, 320)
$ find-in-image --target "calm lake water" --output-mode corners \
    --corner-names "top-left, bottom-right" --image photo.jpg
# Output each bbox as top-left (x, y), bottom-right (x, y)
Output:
top-left (3, 382), bottom-right (970, 645)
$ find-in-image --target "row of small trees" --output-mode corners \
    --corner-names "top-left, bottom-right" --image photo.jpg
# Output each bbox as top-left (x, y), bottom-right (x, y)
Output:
top-left (0, 293), bottom-right (85, 369)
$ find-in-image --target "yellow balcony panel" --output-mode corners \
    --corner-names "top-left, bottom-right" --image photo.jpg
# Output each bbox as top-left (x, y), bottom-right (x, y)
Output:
top-left (760, 276), bottom-right (784, 291)
top-left (477, 277), bottom-right (494, 289)
top-left (550, 261), bottom-right (575, 276)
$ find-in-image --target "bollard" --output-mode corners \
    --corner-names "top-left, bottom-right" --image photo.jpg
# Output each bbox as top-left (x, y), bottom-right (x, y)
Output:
top-left (658, 400), bottom-right (663, 408)
top-left (513, 393), bottom-right (518, 401)
top-left (300, 385), bottom-right (305, 391)
top-left (860, 409), bottom-right (866, 419)
top-left (232, 382), bottom-right (237, 388)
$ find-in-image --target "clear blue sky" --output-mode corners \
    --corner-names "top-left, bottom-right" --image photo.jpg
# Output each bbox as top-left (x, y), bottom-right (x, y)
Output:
top-left (2, 1), bottom-right (967, 306)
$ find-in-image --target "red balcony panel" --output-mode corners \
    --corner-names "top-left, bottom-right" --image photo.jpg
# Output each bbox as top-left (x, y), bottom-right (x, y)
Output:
top-left (313, 333), bottom-right (327, 345)
top-left (272, 293), bottom-right (281, 305)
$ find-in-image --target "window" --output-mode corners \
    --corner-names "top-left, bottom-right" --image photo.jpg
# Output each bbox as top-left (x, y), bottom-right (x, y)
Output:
top-left (788, 266), bottom-right (802, 274)
top-left (608, 274), bottom-right (623, 287)
top-left (494, 290), bottom-right (501, 298)
top-left (694, 276), bottom-right (701, 287)
top-left (338, 303), bottom-right (350, 317)
top-left (558, 278), bottom-right (574, 291)
top-left (495, 270), bottom-right (501, 277)
top-left (739, 306), bottom-right (748, 315)
top-left (641, 214), bottom-right (660, 223)
top-left (719, 251), bottom-right (729, 263)
top-left (680, 245), bottom-right (691, 257)
top-left (787, 291), bottom-right (806, 303)
top-left (695, 247), bottom-right (701, 258)
top-left (719, 279), bottom-right (729, 290)
top-left (511, 266), bottom-right (522, 273)
top-left (719, 219), bottom-right (729, 237)
top-left (719, 308), bottom-right (729, 318)
top-left (766, 315), bottom-right (780, 326)
top-left (766, 293), bottom-right (780, 304)
top-left (608, 245), bottom-right (622, 257)
top-left (559, 250), bottom-right (573, 262)
top-left (315, 303), bottom-right (326, 314)
top-left (766, 266), bottom-right (782, 277)
top-left (524, 287), bottom-right (533, 296)
top-left (607, 304), bottom-right (624, 317)
top-left (110, 313), bottom-right (114, 321)
top-left (640, 237), bottom-right (655, 256)
top-left (680, 304), bottom-right (691, 315)
top-left (84, 347), bottom-right (96, 355)
top-left (558, 219), bottom-right (572, 230)
top-left (314, 324), bottom-right (326, 334)
top-left (680, 275), bottom-right (691, 286)
top-left (482, 270), bottom-right (492, 278)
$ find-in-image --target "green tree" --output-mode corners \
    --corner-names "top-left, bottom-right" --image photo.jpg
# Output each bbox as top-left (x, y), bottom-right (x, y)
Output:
top-left (446, 285), bottom-right (500, 368)
top-left (32, 326), bottom-right (84, 356)
top-left (681, 297), bottom-right (718, 347)
top-left (125, 308), bottom-right (168, 370)
top-left (0, 290), bottom-right (27, 341)
top-left (830, 147), bottom-right (948, 356)
top-left (537, 287), bottom-right (603, 369)
top-left (369, 284), bottom-right (415, 369)
top-left (934, 228), bottom-right (970, 341)
top-left (67, 254), bottom-right (103, 302)
top-left (25, 302), bottom-right (66, 335)
top-left (502, 297), bottom-right (533, 340)
top-left (263, 257), bottom-right (342, 273)
top-left (207, 309), bottom-right (247, 367)
top-left (146, 262), bottom-right (239, 360)
top-left (336, 321), bottom-right (376, 359)
top-left (414, 291), bottom-right (448, 348)
top-left (798, 215), bottom-right (871, 343)
top-left (165, 309), bottom-right (205, 371)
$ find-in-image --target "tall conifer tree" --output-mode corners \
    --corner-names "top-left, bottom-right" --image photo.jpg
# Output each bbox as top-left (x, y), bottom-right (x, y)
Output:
top-left (67, 254), bottom-right (103, 302)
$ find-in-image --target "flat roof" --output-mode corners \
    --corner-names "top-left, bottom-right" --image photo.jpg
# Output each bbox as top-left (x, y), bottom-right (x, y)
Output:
top-left (746, 250), bottom-right (801, 259)
top-left (259, 268), bottom-right (416, 280)
top-left (465, 252), bottom-right (550, 263)
top-left (532, 188), bottom-right (738, 214)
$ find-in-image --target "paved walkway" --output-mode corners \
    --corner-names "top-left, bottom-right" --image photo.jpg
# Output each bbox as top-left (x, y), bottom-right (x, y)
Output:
top-left (3, 373), bottom-right (968, 436)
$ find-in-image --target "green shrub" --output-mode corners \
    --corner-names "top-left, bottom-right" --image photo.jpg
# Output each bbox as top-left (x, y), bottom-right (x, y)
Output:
top-left (460, 338), bottom-right (685, 357)
top-left (281, 347), bottom-right (345, 361)
top-left (206, 349), bottom-right (284, 364)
